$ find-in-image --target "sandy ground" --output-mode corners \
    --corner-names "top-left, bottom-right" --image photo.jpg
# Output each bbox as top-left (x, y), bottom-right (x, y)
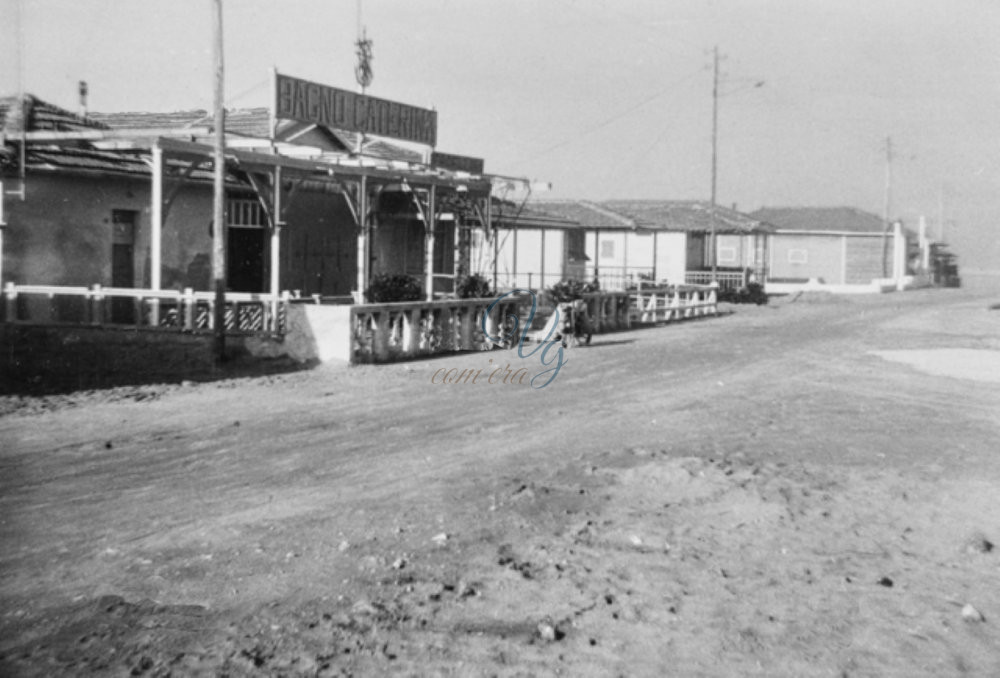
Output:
top-left (1, 289), bottom-right (999, 677)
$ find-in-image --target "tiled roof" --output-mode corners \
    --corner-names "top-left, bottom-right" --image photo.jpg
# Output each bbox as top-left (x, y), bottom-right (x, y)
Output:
top-left (0, 94), bottom-right (109, 135)
top-left (751, 207), bottom-right (886, 233)
top-left (492, 199), bottom-right (578, 229)
top-left (532, 199), bottom-right (771, 234)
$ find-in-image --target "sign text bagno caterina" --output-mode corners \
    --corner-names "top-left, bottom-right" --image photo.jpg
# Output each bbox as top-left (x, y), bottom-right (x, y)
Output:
top-left (275, 73), bottom-right (437, 146)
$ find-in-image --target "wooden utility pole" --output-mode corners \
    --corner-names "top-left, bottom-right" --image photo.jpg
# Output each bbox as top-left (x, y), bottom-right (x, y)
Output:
top-left (710, 45), bottom-right (719, 283)
top-left (212, 0), bottom-right (227, 361)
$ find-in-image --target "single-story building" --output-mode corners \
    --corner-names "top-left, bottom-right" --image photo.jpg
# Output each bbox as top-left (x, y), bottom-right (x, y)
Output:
top-left (1, 79), bottom-right (552, 326)
top-left (750, 206), bottom-right (914, 293)
top-left (496, 199), bottom-right (773, 290)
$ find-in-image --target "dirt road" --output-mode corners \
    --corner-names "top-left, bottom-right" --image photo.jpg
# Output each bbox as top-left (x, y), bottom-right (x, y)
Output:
top-left (1, 290), bottom-right (999, 676)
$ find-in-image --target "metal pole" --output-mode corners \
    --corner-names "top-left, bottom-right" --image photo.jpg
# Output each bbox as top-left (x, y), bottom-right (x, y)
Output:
top-left (212, 0), bottom-right (227, 361)
top-left (710, 45), bottom-right (719, 284)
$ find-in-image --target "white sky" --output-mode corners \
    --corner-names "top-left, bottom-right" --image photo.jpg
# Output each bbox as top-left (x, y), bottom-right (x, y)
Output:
top-left (2, 0), bottom-right (998, 269)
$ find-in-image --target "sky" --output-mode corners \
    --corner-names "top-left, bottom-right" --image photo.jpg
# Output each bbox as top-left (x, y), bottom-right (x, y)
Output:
top-left (2, 0), bottom-right (999, 270)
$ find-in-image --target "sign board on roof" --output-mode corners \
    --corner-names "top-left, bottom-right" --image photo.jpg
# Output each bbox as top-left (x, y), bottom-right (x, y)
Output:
top-left (275, 73), bottom-right (437, 146)
top-left (430, 151), bottom-right (484, 175)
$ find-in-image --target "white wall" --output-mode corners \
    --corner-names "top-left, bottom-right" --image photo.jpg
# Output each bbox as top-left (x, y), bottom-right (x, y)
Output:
top-left (654, 232), bottom-right (687, 284)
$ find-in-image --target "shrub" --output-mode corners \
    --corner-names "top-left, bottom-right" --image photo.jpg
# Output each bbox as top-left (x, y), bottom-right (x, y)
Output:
top-left (365, 274), bottom-right (423, 303)
top-left (548, 279), bottom-right (600, 303)
top-left (718, 281), bottom-right (768, 305)
top-left (456, 274), bottom-right (492, 299)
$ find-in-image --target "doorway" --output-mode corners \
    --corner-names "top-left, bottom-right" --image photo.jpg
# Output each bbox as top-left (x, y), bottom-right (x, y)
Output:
top-left (111, 209), bottom-right (136, 323)
top-left (227, 227), bottom-right (266, 292)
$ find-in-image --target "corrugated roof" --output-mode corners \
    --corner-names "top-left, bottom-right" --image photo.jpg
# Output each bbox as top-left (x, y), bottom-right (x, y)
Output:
top-left (88, 109), bottom-right (210, 130)
top-left (751, 207), bottom-right (886, 233)
top-left (23, 146), bottom-right (230, 182)
top-left (91, 106), bottom-right (422, 162)
top-left (532, 199), bottom-right (771, 233)
top-left (1, 94), bottom-right (109, 135)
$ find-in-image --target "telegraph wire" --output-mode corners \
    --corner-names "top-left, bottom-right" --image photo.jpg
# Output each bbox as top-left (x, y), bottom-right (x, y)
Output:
top-left (511, 67), bottom-right (704, 166)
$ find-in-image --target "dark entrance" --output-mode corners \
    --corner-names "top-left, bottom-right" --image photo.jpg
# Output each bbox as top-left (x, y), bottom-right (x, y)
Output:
top-left (227, 227), bottom-right (266, 292)
top-left (111, 209), bottom-right (137, 323)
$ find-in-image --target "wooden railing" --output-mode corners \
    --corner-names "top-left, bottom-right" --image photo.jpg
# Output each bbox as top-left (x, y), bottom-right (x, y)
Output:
top-left (631, 283), bottom-right (718, 323)
top-left (2, 283), bottom-right (289, 333)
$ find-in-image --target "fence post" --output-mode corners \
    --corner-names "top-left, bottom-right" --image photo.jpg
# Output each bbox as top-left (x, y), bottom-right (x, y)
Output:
top-left (182, 288), bottom-right (195, 330)
top-left (90, 284), bottom-right (103, 325)
top-left (3, 282), bottom-right (16, 322)
top-left (148, 297), bottom-right (160, 327)
top-left (709, 283), bottom-right (719, 315)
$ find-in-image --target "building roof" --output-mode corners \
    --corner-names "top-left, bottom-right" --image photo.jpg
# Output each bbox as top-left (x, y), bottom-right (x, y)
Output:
top-left (751, 206), bottom-right (887, 234)
top-left (530, 199), bottom-right (772, 234)
top-left (90, 106), bottom-right (423, 163)
top-left (0, 94), bottom-right (109, 136)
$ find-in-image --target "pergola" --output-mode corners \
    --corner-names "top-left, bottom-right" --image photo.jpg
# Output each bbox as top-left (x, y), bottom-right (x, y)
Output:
top-left (147, 138), bottom-right (493, 309)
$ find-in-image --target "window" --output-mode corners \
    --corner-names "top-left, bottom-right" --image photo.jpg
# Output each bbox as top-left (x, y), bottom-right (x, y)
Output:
top-left (600, 239), bottom-right (615, 259)
top-left (227, 198), bottom-right (267, 228)
top-left (788, 249), bottom-right (808, 264)
top-left (717, 247), bottom-right (737, 264)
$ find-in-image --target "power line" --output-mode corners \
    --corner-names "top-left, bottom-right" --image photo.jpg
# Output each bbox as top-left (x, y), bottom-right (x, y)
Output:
top-left (512, 67), bottom-right (703, 165)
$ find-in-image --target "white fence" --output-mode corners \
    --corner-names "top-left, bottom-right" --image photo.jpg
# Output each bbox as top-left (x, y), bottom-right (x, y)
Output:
top-left (2, 283), bottom-right (288, 333)
top-left (631, 283), bottom-right (718, 323)
top-left (684, 270), bottom-right (746, 292)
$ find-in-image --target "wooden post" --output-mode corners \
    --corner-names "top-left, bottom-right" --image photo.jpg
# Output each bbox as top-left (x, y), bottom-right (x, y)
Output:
top-left (355, 176), bottom-right (368, 302)
top-left (211, 0), bottom-right (227, 361)
top-left (4, 282), bottom-right (16, 322)
top-left (425, 185), bottom-right (436, 301)
top-left (149, 145), bottom-right (163, 325)
top-left (270, 165), bottom-right (282, 331)
top-left (91, 284), bottom-right (103, 325)
top-left (182, 287), bottom-right (195, 329)
top-left (488, 196), bottom-right (497, 292)
top-left (540, 229), bottom-right (546, 291)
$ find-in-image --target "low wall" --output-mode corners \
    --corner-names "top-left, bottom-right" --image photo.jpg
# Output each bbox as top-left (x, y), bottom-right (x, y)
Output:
top-left (0, 323), bottom-right (296, 394)
top-left (765, 278), bottom-right (896, 295)
top-left (0, 323), bottom-right (216, 394)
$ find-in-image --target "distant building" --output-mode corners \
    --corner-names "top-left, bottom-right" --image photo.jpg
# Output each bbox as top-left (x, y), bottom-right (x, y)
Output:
top-left (514, 200), bottom-right (773, 290)
top-left (751, 206), bottom-right (913, 293)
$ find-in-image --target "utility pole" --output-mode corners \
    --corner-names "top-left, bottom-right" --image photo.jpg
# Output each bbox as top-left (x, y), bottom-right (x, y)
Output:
top-left (212, 0), bottom-right (227, 362)
top-left (709, 45), bottom-right (720, 283)
top-left (881, 136), bottom-right (892, 277)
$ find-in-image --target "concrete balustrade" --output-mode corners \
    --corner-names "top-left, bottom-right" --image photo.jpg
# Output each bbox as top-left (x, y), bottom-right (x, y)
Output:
top-left (349, 296), bottom-right (522, 364)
